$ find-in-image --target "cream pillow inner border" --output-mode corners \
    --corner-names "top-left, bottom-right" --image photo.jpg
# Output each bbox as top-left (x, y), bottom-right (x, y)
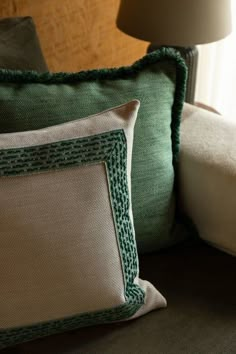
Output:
top-left (0, 100), bottom-right (166, 349)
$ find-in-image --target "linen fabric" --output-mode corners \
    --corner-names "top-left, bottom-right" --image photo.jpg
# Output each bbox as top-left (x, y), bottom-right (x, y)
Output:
top-left (0, 101), bottom-right (166, 349)
top-left (0, 17), bottom-right (48, 72)
top-left (0, 48), bottom-right (187, 253)
top-left (179, 103), bottom-right (236, 256)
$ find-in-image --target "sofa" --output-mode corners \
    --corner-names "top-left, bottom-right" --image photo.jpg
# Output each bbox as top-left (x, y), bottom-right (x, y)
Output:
top-left (2, 103), bottom-right (235, 354)
top-left (0, 16), bottom-right (235, 354)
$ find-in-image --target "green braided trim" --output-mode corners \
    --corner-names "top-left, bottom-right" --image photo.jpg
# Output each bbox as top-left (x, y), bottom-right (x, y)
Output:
top-left (0, 130), bottom-right (144, 349)
top-left (0, 47), bottom-right (187, 161)
top-left (0, 303), bottom-right (141, 349)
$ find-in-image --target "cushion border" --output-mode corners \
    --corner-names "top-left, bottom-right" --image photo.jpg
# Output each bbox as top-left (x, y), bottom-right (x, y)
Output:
top-left (0, 129), bottom-right (145, 349)
top-left (0, 47), bottom-right (187, 161)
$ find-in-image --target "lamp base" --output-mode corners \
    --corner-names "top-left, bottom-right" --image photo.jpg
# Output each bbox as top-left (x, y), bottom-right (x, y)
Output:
top-left (147, 44), bottom-right (198, 104)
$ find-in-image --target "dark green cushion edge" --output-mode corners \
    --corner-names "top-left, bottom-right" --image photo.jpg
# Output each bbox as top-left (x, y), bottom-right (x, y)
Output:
top-left (0, 47), bottom-right (187, 163)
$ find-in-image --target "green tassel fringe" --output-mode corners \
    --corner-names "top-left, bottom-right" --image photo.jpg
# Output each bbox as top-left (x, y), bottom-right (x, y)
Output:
top-left (0, 47), bottom-right (187, 161)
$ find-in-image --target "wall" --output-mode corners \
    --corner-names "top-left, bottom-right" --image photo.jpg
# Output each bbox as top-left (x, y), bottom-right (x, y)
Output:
top-left (0, 0), bottom-right (147, 71)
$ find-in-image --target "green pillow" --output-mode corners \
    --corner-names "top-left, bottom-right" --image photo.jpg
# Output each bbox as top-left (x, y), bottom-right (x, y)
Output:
top-left (0, 48), bottom-right (187, 253)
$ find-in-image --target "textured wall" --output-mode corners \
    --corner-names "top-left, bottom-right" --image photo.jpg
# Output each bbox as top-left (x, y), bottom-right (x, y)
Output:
top-left (0, 0), bottom-right (147, 72)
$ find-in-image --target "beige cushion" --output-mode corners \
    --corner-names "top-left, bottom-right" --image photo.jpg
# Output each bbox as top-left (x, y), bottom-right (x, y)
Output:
top-left (179, 103), bottom-right (236, 256)
top-left (0, 100), bottom-right (166, 349)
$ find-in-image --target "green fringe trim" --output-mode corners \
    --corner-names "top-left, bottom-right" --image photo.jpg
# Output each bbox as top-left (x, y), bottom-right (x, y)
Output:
top-left (0, 47), bottom-right (187, 161)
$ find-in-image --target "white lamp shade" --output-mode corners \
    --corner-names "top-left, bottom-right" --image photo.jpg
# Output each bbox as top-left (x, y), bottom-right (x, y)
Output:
top-left (117, 0), bottom-right (232, 46)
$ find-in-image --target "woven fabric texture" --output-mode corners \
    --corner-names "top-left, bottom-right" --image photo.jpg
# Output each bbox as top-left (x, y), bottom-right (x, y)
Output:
top-left (0, 101), bottom-right (166, 349)
top-left (180, 103), bottom-right (236, 256)
top-left (7, 243), bottom-right (235, 354)
top-left (0, 48), bottom-right (187, 253)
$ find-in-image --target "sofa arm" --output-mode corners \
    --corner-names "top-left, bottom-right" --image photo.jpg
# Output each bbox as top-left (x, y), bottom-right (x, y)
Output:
top-left (178, 103), bottom-right (236, 256)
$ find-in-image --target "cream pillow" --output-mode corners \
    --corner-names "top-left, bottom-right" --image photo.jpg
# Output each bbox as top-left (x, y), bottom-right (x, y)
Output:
top-left (0, 100), bottom-right (166, 349)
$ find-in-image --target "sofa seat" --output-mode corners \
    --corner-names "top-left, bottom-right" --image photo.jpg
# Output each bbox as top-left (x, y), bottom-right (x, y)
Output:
top-left (3, 241), bottom-right (235, 354)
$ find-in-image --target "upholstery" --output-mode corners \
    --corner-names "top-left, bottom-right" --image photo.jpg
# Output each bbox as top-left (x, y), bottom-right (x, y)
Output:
top-left (179, 103), bottom-right (236, 255)
top-left (3, 242), bottom-right (235, 354)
